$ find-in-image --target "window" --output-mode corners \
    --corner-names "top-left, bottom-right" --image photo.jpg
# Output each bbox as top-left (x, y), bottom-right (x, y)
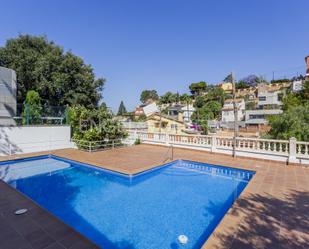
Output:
top-left (249, 114), bottom-right (265, 119)
top-left (171, 124), bottom-right (177, 129)
top-left (259, 96), bottom-right (266, 101)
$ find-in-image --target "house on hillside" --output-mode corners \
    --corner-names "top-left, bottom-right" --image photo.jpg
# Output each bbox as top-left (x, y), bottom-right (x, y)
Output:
top-left (221, 98), bottom-right (245, 122)
top-left (245, 109), bottom-right (283, 127)
top-left (0, 67), bottom-right (17, 126)
top-left (245, 84), bottom-right (283, 127)
top-left (236, 87), bottom-right (257, 99)
top-left (218, 82), bottom-right (233, 94)
top-left (146, 113), bottom-right (186, 135)
top-left (257, 84), bottom-right (283, 109)
top-left (165, 104), bottom-right (195, 123)
top-left (134, 102), bottom-right (159, 118)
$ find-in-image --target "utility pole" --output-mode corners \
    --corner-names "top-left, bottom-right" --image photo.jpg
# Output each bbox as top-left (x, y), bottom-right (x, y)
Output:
top-left (232, 72), bottom-right (238, 158)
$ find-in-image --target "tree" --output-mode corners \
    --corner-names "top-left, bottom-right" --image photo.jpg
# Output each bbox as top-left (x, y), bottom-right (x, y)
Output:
top-left (193, 96), bottom-right (207, 108)
top-left (282, 93), bottom-right (302, 111)
top-left (300, 81), bottom-right (309, 101)
top-left (236, 80), bottom-right (250, 89)
top-left (140, 90), bottom-right (159, 103)
top-left (240, 75), bottom-right (262, 86)
top-left (206, 87), bottom-right (225, 105)
top-left (68, 105), bottom-right (127, 143)
top-left (205, 101), bottom-right (222, 119)
top-left (267, 104), bottom-right (309, 141)
top-left (159, 92), bottom-right (176, 104)
top-left (180, 93), bottom-right (192, 105)
top-left (117, 101), bottom-right (127, 116)
top-left (189, 81), bottom-right (207, 96)
top-left (22, 90), bottom-right (42, 124)
top-left (0, 34), bottom-right (105, 108)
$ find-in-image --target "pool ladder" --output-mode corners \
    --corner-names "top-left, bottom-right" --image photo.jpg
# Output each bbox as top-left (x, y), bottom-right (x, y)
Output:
top-left (163, 144), bottom-right (174, 162)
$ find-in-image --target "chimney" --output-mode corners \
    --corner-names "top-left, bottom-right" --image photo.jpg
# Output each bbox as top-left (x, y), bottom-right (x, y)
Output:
top-left (305, 55), bottom-right (309, 80)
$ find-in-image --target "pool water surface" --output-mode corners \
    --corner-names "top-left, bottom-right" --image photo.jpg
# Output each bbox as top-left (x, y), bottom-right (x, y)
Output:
top-left (0, 155), bottom-right (254, 249)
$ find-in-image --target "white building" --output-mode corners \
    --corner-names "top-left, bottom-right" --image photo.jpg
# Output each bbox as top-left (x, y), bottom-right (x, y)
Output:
top-left (245, 109), bottom-right (283, 126)
top-left (181, 104), bottom-right (195, 123)
top-left (135, 102), bottom-right (159, 117)
top-left (221, 98), bottom-right (245, 123)
top-left (257, 90), bottom-right (282, 108)
top-left (292, 80), bottom-right (303, 92)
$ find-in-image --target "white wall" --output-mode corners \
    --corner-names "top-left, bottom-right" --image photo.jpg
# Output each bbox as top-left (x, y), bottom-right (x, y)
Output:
top-left (258, 91), bottom-right (282, 106)
top-left (0, 125), bottom-right (73, 156)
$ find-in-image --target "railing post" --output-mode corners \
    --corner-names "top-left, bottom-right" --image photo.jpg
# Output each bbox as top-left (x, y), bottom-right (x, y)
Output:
top-left (288, 137), bottom-right (297, 164)
top-left (89, 141), bottom-right (92, 153)
top-left (211, 136), bottom-right (217, 153)
top-left (165, 132), bottom-right (170, 146)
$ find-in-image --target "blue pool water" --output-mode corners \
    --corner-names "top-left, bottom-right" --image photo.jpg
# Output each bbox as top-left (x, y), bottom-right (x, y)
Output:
top-left (0, 155), bottom-right (254, 249)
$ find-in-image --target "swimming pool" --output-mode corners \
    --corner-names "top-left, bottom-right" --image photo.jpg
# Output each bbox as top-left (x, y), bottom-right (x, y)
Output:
top-left (0, 155), bottom-right (255, 249)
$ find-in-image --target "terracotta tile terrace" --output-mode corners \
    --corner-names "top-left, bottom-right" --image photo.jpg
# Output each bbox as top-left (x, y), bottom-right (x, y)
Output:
top-left (1, 144), bottom-right (309, 249)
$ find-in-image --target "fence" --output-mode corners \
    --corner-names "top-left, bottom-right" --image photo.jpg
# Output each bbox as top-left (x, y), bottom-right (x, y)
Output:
top-left (72, 139), bottom-right (128, 152)
top-left (129, 131), bottom-right (309, 165)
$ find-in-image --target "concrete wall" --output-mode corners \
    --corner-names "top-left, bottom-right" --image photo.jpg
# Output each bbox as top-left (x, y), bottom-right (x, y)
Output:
top-left (0, 125), bottom-right (73, 156)
top-left (0, 67), bottom-right (17, 126)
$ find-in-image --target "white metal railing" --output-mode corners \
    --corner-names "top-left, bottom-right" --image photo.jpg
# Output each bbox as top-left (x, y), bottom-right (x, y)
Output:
top-left (72, 139), bottom-right (128, 152)
top-left (128, 131), bottom-right (309, 164)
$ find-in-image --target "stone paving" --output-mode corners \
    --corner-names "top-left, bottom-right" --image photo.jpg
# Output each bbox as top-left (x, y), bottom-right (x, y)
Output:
top-left (1, 144), bottom-right (308, 249)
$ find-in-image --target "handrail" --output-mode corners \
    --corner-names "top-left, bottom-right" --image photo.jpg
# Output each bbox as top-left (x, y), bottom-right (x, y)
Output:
top-left (129, 131), bottom-right (309, 164)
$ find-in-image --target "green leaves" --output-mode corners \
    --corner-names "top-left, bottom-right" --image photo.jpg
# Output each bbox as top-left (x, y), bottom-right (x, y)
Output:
top-left (189, 81), bottom-right (207, 96)
top-left (140, 90), bottom-right (159, 103)
top-left (267, 104), bottom-right (309, 141)
top-left (117, 101), bottom-right (127, 116)
top-left (22, 90), bottom-right (42, 125)
top-left (0, 34), bottom-right (105, 108)
top-left (69, 105), bottom-right (127, 142)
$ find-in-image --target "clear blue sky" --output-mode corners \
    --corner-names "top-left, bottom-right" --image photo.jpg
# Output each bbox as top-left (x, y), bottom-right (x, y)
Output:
top-left (0, 0), bottom-right (308, 111)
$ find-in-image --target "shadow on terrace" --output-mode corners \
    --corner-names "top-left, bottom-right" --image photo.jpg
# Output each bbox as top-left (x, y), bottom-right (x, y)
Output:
top-left (213, 190), bottom-right (309, 249)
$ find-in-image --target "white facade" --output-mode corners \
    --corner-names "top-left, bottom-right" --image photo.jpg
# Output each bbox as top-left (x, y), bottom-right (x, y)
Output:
top-left (221, 99), bottom-right (245, 123)
top-left (245, 109), bottom-right (283, 125)
top-left (257, 91), bottom-right (282, 107)
top-left (142, 102), bottom-right (159, 116)
top-left (292, 80), bottom-right (303, 92)
top-left (181, 104), bottom-right (195, 123)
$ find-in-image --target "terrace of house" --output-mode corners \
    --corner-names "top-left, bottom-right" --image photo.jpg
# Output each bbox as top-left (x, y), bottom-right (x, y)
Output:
top-left (0, 144), bottom-right (309, 249)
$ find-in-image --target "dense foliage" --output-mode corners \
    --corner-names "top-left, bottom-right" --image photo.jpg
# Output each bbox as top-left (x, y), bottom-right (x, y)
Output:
top-left (266, 81), bottom-right (309, 141)
top-left (189, 81), bottom-right (207, 96)
top-left (140, 90), bottom-right (159, 103)
top-left (0, 35), bottom-right (104, 108)
top-left (68, 105), bottom-right (127, 142)
top-left (267, 104), bottom-right (309, 141)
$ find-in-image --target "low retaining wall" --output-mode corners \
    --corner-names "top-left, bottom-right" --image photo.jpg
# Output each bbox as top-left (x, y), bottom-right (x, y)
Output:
top-left (0, 125), bottom-right (73, 156)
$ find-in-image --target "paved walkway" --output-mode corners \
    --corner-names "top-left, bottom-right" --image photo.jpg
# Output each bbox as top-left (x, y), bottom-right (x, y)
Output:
top-left (1, 144), bottom-right (309, 249)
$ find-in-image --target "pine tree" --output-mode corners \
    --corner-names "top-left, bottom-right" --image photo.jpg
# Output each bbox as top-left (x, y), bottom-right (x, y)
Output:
top-left (117, 101), bottom-right (127, 116)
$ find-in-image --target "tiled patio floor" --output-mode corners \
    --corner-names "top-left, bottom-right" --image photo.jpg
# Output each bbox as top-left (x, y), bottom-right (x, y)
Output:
top-left (1, 144), bottom-right (309, 249)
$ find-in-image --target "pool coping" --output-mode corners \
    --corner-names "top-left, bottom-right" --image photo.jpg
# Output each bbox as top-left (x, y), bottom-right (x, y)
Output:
top-left (1, 145), bottom-right (308, 249)
top-left (0, 153), bottom-right (256, 248)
